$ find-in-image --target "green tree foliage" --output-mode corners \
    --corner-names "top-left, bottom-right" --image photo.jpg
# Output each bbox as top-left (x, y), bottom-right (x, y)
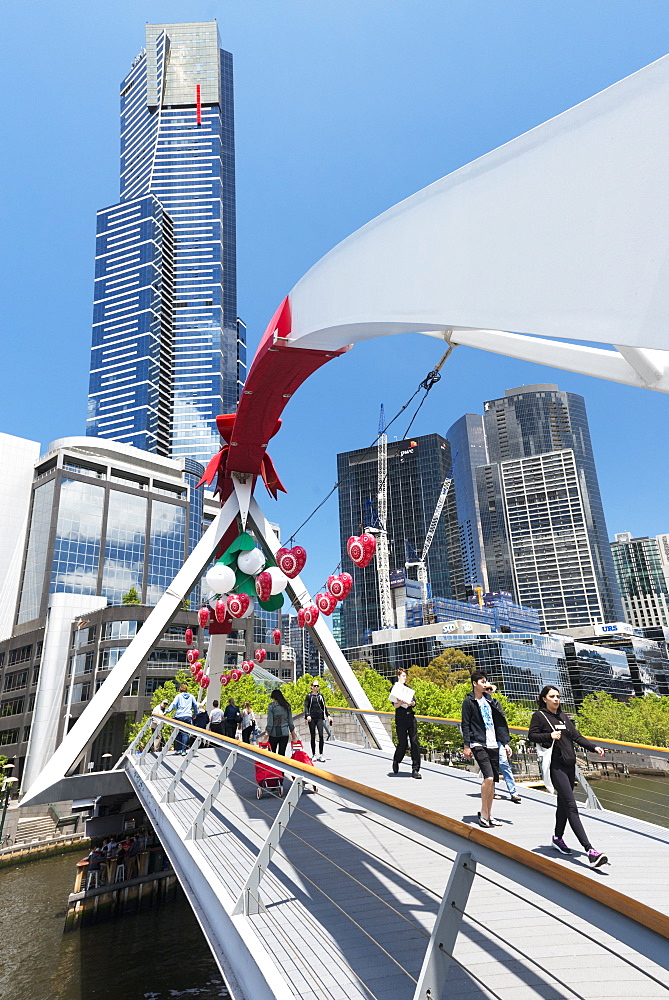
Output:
top-left (121, 587), bottom-right (141, 605)
top-left (576, 691), bottom-right (669, 747)
top-left (407, 648), bottom-right (475, 690)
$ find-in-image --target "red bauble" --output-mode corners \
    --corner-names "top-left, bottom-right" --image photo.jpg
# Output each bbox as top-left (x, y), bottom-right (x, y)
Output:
top-left (198, 606), bottom-right (210, 628)
top-left (185, 628), bottom-right (193, 646)
top-left (255, 571), bottom-right (273, 602)
top-left (297, 608), bottom-right (306, 628)
top-left (227, 593), bottom-right (250, 618)
top-left (201, 675), bottom-right (210, 689)
top-left (272, 629), bottom-right (281, 646)
top-left (327, 572), bottom-right (353, 600)
top-left (255, 648), bottom-right (266, 664)
top-left (347, 534), bottom-right (376, 568)
top-left (242, 660), bottom-right (255, 674)
top-left (275, 545), bottom-right (307, 578)
top-left (303, 605), bottom-right (319, 627)
top-left (315, 592), bottom-right (337, 616)
top-left (220, 673), bottom-right (231, 687)
top-left (187, 648), bottom-right (200, 665)
top-left (230, 669), bottom-right (242, 682)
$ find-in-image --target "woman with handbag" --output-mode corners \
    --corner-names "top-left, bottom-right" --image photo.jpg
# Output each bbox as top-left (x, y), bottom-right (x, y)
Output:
top-left (240, 701), bottom-right (256, 744)
top-left (529, 686), bottom-right (608, 867)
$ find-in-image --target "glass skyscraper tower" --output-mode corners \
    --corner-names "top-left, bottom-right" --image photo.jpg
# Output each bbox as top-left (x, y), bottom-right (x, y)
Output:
top-left (87, 22), bottom-right (245, 464)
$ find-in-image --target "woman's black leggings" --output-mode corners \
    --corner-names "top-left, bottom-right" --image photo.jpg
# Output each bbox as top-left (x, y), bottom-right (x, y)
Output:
top-left (269, 735), bottom-right (289, 756)
top-left (551, 761), bottom-right (592, 850)
top-left (308, 718), bottom-right (325, 756)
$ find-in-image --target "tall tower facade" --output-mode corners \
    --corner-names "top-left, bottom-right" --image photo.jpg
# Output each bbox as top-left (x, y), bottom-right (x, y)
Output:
top-left (610, 532), bottom-right (669, 628)
top-left (87, 22), bottom-right (245, 464)
top-left (476, 385), bottom-right (623, 630)
top-left (337, 434), bottom-right (460, 648)
top-left (445, 413), bottom-right (489, 594)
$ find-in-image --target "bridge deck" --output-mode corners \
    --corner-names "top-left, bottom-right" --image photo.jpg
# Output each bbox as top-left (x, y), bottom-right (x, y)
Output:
top-left (128, 740), bottom-right (669, 1000)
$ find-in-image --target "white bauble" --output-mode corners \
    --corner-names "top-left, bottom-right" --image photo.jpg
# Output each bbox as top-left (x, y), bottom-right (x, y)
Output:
top-left (204, 563), bottom-right (236, 594)
top-left (266, 566), bottom-right (289, 595)
top-left (240, 595), bottom-right (255, 618)
top-left (237, 548), bottom-right (266, 575)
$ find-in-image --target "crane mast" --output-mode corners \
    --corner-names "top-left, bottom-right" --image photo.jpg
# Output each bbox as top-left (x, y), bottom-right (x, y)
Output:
top-left (366, 406), bottom-right (394, 630)
top-left (405, 476), bottom-right (453, 602)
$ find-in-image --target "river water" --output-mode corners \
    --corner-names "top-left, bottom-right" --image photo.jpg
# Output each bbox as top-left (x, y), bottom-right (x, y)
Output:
top-left (1, 775), bottom-right (666, 1000)
top-left (0, 852), bottom-right (228, 1000)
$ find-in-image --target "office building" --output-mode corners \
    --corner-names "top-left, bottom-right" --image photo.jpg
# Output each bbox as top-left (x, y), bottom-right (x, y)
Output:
top-left (337, 434), bottom-right (461, 648)
top-left (474, 385), bottom-right (623, 631)
top-left (610, 532), bottom-right (669, 628)
top-left (87, 21), bottom-right (245, 464)
top-left (404, 593), bottom-right (540, 633)
top-left (445, 413), bottom-right (489, 594)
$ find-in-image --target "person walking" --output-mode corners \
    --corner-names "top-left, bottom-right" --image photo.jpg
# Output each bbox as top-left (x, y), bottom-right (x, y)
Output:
top-left (389, 668), bottom-right (422, 779)
top-left (209, 700), bottom-right (224, 736)
top-left (529, 686), bottom-right (608, 867)
top-left (484, 683), bottom-right (522, 803)
top-left (240, 702), bottom-right (256, 744)
top-left (223, 697), bottom-right (241, 738)
top-left (304, 680), bottom-right (331, 762)
top-left (166, 684), bottom-right (198, 754)
top-left (265, 689), bottom-right (295, 756)
top-left (461, 670), bottom-right (512, 827)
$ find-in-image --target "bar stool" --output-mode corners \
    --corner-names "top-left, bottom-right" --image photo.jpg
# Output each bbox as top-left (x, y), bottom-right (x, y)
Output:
top-left (114, 862), bottom-right (125, 882)
top-left (86, 869), bottom-right (99, 889)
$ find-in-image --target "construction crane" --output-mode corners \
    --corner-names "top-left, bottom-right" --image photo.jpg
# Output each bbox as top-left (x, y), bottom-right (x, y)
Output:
top-left (364, 405), bottom-right (395, 631)
top-left (405, 476), bottom-right (453, 601)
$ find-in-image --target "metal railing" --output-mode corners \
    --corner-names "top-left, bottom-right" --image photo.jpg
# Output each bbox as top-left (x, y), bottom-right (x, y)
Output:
top-left (121, 715), bottom-right (669, 1000)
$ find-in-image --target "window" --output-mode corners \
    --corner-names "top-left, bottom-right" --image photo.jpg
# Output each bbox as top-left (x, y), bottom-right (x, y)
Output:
top-left (147, 648), bottom-right (186, 665)
top-left (0, 729), bottom-right (19, 746)
top-left (8, 645), bottom-right (32, 666)
top-left (145, 676), bottom-right (168, 696)
top-left (163, 625), bottom-right (187, 640)
top-left (124, 679), bottom-right (139, 697)
top-left (101, 620), bottom-right (138, 641)
top-left (22, 725), bottom-right (31, 743)
top-left (99, 647), bottom-right (127, 670)
top-left (1, 698), bottom-right (25, 718)
top-left (72, 683), bottom-right (90, 703)
top-left (74, 625), bottom-right (96, 648)
top-left (32, 665), bottom-right (40, 685)
top-left (3, 671), bottom-right (28, 693)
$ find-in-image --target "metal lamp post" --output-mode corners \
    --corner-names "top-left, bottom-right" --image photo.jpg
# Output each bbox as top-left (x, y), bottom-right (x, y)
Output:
top-left (0, 764), bottom-right (18, 844)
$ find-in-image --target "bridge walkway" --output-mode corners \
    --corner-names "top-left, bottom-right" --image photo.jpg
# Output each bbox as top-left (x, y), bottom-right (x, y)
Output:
top-left (125, 733), bottom-right (669, 1000)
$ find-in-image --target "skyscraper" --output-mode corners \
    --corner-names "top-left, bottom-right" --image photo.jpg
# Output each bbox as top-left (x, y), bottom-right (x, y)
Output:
top-left (337, 434), bottom-right (460, 647)
top-left (444, 413), bottom-right (489, 594)
top-left (87, 22), bottom-right (244, 464)
top-left (610, 532), bottom-right (669, 628)
top-left (474, 385), bottom-right (623, 630)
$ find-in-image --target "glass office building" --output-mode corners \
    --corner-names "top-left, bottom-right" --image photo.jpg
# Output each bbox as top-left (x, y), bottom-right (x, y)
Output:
top-left (610, 532), bottom-right (669, 628)
top-left (337, 434), bottom-right (461, 648)
top-left (475, 386), bottom-right (623, 630)
top-left (445, 413), bottom-right (489, 595)
top-left (87, 21), bottom-right (245, 465)
top-left (16, 439), bottom-right (205, 626)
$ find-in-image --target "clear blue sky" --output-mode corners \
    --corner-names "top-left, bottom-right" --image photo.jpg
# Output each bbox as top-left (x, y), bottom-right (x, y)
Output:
top-left (1, 2), bottom-right (668, 599)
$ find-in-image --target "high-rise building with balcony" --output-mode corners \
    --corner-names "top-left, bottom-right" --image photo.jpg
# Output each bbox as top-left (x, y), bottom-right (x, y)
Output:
top-left (610, 531), bottom-right (669, 628)
top-left (87, 21), bottom-right (244, 464)
top-left (474, 385), bottom-right (623, 630)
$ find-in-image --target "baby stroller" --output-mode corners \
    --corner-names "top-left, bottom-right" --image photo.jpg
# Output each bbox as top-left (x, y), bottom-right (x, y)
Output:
top-left (291, 739), bottom-right (318, 793)
top-left (255, 737), bottom-right (284, 798)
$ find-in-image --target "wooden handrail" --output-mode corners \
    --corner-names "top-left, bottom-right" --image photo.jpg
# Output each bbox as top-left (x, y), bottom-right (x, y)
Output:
top-left (325, 705), bottom-right (669, 755)
top-left (140, 714), bottom-right (669, 941)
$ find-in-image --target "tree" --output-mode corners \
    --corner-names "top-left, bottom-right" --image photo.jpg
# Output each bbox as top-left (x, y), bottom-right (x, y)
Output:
top-left (577, 692), bottom-right (669, 747)
top-left (407, 648), bottom-right (475, 689)
top-left (122, 587), bottom-right (141, 605)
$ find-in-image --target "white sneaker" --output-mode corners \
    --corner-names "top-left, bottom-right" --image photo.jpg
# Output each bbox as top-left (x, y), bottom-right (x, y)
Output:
top-left (318, 755), bottom-right (326, 762)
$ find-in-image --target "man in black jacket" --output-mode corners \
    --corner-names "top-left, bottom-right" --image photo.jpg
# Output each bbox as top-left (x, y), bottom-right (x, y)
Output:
top-left (461, 671), bottom-right (512, 828)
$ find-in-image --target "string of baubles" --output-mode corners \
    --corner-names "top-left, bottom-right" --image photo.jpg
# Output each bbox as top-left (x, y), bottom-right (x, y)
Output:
top-left (180, 531), bottom-right (377, 690)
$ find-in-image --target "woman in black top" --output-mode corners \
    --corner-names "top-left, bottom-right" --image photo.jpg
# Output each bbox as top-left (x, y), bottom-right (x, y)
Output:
top-left (529, 686), bottom-right (608, 868)
top-left (304, 680), bottom-right (331, 762)
top-left (223, 697), bottom-right (241, 739)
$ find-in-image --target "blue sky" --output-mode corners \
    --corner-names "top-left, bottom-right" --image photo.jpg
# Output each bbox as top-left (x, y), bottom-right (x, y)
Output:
top-left (1, 2), bottom-right (668, 599)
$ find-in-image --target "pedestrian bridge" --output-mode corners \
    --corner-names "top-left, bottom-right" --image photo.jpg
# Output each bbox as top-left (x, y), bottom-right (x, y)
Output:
top-left (121, 715), bottom-right (669, 1000)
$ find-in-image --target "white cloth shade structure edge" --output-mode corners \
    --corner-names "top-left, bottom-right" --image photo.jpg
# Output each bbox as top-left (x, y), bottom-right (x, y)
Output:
top-left (283, 53), bottom-right (669, 392)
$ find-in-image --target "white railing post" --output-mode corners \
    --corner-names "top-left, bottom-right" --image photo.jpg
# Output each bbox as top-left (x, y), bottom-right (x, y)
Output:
top-left (114, 715), bottom-right (154, 768)
top-left (413, 851), bottom-right (476, 1000)
top-left (233, 777), bottom-right (304, 916)
top-left (162, 734), bottom-right (202, 803)
top-left (188, 750), bottom-right (238, 840)
top-left (148, 725), bottom-right (178, 780)
top-left (575, 764), bottom-right (603, 810)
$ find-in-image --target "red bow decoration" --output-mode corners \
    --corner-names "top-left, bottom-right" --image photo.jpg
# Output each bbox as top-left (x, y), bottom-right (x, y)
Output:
top-left (196, 413), bottom-right (288, 501)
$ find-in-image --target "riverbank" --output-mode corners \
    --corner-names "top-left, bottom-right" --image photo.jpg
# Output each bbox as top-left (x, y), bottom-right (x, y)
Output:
top-left (0, 834), bottom-right (88, 869)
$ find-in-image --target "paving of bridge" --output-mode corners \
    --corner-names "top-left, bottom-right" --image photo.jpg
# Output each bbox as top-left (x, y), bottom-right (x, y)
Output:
top-left (127, 738), bottom-right (669, 1000)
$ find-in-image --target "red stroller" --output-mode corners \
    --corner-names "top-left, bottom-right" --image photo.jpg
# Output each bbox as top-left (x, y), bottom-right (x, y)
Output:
top-left (291, 739), bottom-right (318, 793)
top-left (254, 738), bottom-right (284, 798)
